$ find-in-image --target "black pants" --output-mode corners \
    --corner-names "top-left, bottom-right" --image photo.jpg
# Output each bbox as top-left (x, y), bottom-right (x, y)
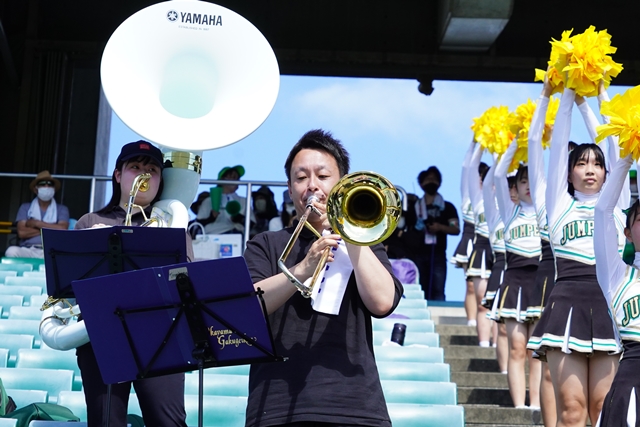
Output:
top-left (411, 247), bottom-right (447, 300)
top-left (76, 343), bottom-right (188, 427)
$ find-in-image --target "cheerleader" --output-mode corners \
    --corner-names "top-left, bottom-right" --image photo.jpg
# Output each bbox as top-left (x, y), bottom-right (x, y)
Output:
top-left (482, 159), bottom-right (514, 374)
top-left (594, 154), bottom-right (638, 427)
top-left (466, 143), bottom-right (493, 346)
top-left (494, 140), bottom-right (542, 409)
top-left (453, 140), bottom-right (480, 326)
top-left (527, 86), bottom-right (627, 426)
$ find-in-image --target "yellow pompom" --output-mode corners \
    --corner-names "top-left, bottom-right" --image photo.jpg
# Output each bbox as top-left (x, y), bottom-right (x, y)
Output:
top-left (548, 26), bottom-right (623, 97)
top-left (596, 85), bottom-right (640, 161)
top-left (471, 106), bottom-right (514, 155)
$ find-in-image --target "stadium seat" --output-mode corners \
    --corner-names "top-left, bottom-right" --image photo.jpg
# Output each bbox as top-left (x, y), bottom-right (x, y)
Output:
top-left (184, 373), bottom-right (249, 397)
top-left (0, 295), bottom-right (24, 316)
top-left (184, 394), bottom-right (247, 427)
top-left (372, 318), bottom-right (435, 333)
top-left (4, 388), bottom-right (48, 408)
top-left (0, 333), bottom-right (34, 366)
top-left (381, 380), bottom-right (457, 405)
top-left (396, 298), bottom-right (428, 309)
top-left (56, 391), bottom-right (86, 421)
top-left (29, 294), bottom-right (47, 307)
top-left (0, 419), bottom-right (17, 427)
top-left (0, 285), bottom-right (42, 299)
top-left (0, 348), bottom-right (7, 367)
top-left (0, 320), bottom-right (41, 341)
top-left (1, 257), bottom-right (43, 269)
top-left (387, 403), bottom-right (464, 427)
top-left (4, 276), bottom-right (46, 290)
top-left (0, 270), bottom-right (17, 284)
top-left (8, 306), bottom-right (42, 320)
top-left (0, 367), bottom-right (74, 404)
top-left (377, 361), bottom-right (450, 382)
top-left (401, 289), bottom-right (424, 299)
top-left (374, 345), bottom-right (444, 363)
top-left (16, 348), bottom-right (82, 391)
top-left (373, 331), bottom-right (439, 347)
top-left (386, 308), bottom-right (431, 320)
top-left (22, 271), bottom-right (46, 278)
top-left (205, 364), bottom-right (251, 375)
top-left (0, 263), bottom-right (33, 276)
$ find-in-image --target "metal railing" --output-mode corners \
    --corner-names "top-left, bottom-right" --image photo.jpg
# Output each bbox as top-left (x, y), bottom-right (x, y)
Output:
top-left (0, 172), bottom-right (408, 250)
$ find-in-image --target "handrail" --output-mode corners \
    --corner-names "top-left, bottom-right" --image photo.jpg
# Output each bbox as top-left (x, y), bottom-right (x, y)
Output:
top-left (0, 172), bottom-right (408, 251)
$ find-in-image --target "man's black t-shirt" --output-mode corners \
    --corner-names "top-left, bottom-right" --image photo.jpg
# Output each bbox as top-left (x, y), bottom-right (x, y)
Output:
top-left (243, 226), bottom-right (403, 427)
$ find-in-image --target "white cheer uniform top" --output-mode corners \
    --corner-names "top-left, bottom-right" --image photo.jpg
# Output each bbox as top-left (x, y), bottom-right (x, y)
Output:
top-left (467, 144), bottom-right (489, 238)
top-left (460, 140), bottom-right (476, 225)
top-left (482, 163), bottom-right (506, 254)
top-left (495, 139), bottom-right (541, 268)
top-left (547, 89), bottom-right (627, 280)
top-left (595, 155), bottom-right (637, 341)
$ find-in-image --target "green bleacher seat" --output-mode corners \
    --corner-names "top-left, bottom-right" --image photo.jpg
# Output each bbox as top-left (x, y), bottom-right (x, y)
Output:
top-left (204, 364), bottom-right (251, 375)
top-left (0, 285), bottom-right (42, 299)
top-left (402, 284), bottom-right (422, 290)
top-left (29, 294), bottom-right (47, 307)
top-left (373, 318), bottom-right (435, 333)
top-left (56, 391), bottom-right (86, 422)
top-left (387, 403), bottom-right (464, 427)
top-left (5, 389), bottom-right (48, 408)
top-left (0, 333), bottom-right (34, 367)
top-left (0, 264), bottom-right (33, 276)
top-left (184, 373), bottom-right (248, 397)
top-left (0, 419), bottom-right (17, 427)
top-left (0, 367), bottom-right (73, 404)
top-left (4, 276), bottom-right (46, 290)
top-left (0, 271), bottom-right (17, 284)
top-left (387, 308), bottom-right (431, 319)
top-left (8, 306), bottom-right (42, 320)
top-left (22, 271), bottom-right (46, 278)
top-left (381, 380), bottom-right (457, 405)
top-left (184, 395), bottom-right (247, 427)
top-left (0, 348), bottom-right (7, 367)
top-left (1, 257), bottom-right (44, 269)
top-left (374, 345), bottom-right (444, 363)
top-left (0, 295), bottom-right (24, 314)
top-left (396, 298), bottom-right (428, 309)
top-left (16, 348), bottom-right (82, 391)
top-left (373, 331), bottom-right (439, 347)
top-left (377, 361), bottom-right (450, 382)
top-left (0, 319), bottom-right (41, 338)
top-left (402, 289), bottom-right (424, 299)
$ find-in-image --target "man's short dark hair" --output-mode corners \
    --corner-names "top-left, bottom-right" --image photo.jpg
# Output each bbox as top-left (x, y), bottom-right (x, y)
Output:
top-left (417, 166), bottom-right (442, 185)
top-left (284, 129), bottom-right (350, 181)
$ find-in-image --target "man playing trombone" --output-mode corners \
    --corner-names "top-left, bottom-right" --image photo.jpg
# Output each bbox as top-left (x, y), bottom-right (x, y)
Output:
top-left (243, 129), bottom-right (403, 427)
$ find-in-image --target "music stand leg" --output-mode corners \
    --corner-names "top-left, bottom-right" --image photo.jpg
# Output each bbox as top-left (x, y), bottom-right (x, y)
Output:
top-left (105, 383), bottom-right (112, 427)
top-left (198, 359), bottom-right (204, 427)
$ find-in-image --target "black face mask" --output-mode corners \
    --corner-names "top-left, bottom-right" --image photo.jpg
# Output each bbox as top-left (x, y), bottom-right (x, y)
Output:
top-left (423, 183), bottom-right (439, 196)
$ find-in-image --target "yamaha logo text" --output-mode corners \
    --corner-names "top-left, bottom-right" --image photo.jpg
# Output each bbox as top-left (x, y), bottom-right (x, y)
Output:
top-left (167, 10), bottom-right (222, 27)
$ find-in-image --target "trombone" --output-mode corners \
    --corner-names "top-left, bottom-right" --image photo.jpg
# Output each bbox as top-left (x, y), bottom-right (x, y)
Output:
top-left (278, 171), bottom-right (401, 298)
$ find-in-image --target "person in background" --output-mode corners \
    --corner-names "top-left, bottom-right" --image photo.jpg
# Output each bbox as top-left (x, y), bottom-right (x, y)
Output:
top-left (196, 165), bottom-right (254, 235)
top-left (187, 191), bottom-right (210, 238)
top-left (406, 166), bottom-right (460, 300)
top-left (5, 170), bottom-right (70, 258)
top-left (268, 190), bottom-right (296, 231)
top-left (250, 185), bottom-right (279, 237)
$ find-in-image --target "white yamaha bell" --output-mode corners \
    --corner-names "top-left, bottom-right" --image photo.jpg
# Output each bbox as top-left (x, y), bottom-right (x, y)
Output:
top-left (101, 0), bottom-right (280, 207)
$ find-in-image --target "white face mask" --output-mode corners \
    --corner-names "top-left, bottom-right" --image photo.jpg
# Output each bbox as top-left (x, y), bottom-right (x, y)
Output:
top-left (254, 199), bottom-right (267, 212)
top-left (37, 187), bottom-right (55, 202)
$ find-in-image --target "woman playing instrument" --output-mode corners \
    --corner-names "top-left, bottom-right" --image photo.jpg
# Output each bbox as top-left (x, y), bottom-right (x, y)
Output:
top-left (40, 141), bottom-right (189, 427)
top-left (527, 84), bottom-right (627, 426)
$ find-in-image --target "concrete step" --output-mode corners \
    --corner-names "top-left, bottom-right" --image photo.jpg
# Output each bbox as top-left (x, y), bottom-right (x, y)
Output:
top-left (451, 371), bottom-right (510, 388)
top-left (446, 357), bottom-right (501, 373)
top-left (458, 386), bottom-right (512, 406)
top-left (435, 324), bottom-right (477, 336)
top-left (463, 405), bottom-right (543, 426)
top-left (441, 344), bottom-right (496, 359)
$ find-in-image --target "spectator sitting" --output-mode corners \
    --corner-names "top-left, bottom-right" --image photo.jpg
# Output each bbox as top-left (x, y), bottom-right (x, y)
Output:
top-left (250, 186), bottom-right (278, 237)
top-left (268, 189), bottom-right (296, 231)
top-left (196, 165), bottom-right (254, 235)
top-left (5, 170), bottom-right (70, 258)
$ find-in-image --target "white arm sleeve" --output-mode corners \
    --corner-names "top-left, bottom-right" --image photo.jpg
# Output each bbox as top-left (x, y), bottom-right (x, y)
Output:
top-left (482, 163), bottom-right (499, 236)
top-left (594, 154), bottom-right (633, 306)
top-left (494, 139), bottom-right (519, 224)
top-left (528, 96), bottom-right (549, 214)
top-left (460, 139), bottom-right (476, 209)
top-left (468, 144), bottom-right (484, 214)
top-left (545, 89), bottom-right (576, 226)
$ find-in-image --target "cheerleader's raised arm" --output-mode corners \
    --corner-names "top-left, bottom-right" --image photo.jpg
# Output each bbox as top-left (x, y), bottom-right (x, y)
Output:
top-left (467, 143), bottom-right (485, 223)
top-left (594, 154), bottom-right (634, 306)
top-left (460, 139), bottom-right (477, 222)
top-left (494, 139), bottom-right (519, 223)
top-left (482, 159), bottom-right (500, 242)
top-left (545, 88), bottom-right (576, 226)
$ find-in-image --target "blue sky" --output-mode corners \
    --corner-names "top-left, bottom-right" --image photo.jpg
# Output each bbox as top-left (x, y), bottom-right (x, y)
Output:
top-left (109, 75), bottom-right (633, 301)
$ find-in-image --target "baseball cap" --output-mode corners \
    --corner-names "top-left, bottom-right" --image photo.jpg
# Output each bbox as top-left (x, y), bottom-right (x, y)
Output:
top-left (217, 165), bottom-right (245, 180)
top-left (116, 140), bottom-right (164, 168)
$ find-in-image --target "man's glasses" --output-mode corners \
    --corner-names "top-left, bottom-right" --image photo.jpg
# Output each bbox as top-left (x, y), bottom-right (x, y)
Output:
top-left (37, 181), bottom-right (54, 187)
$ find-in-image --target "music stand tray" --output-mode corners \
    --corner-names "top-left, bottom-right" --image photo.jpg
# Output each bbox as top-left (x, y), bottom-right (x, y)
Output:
top-left (72, 256), bottom-right (282, 385)
top-left (42, 226), bottom-right (188, 298)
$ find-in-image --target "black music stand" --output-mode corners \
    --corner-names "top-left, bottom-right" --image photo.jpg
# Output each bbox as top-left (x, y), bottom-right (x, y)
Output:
top-left (42, 226), bottom-right (188, 298)
top-left (72, 257), bottom-right (283, 427)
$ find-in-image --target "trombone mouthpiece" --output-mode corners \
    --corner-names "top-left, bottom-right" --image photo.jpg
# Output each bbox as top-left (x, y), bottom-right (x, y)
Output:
top-left (306, 196), bottom-right (319, 206)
